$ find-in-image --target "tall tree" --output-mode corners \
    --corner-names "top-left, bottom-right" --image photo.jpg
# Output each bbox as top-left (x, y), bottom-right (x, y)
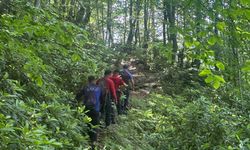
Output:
top-left (107, 0), bottom-right (113, 46)
top-left (150, 0), bottom-right (156, 42)
top-left (123, 0), bottom-right (128, 44)
top-left (143, 0), bottom-right (149, 48)
top-left (34, 0), bottom-right (41, 8)
top-left (166, 0), bottom-right (177, 63)
top-left (127, 0), bottom-right (135, 45)
top-left (134, 0), bottom-right (141, 46)
top-left (68, 0), bottom-right (76, 21)
top-left (163, 0), bottom-right (167, 45)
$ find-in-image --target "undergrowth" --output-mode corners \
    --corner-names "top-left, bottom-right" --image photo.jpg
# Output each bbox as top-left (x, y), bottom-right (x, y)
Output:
top-left (100, 92), bottom-right (250, 150)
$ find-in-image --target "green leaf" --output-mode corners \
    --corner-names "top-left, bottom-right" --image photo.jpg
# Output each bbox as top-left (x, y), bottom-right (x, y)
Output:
top-left (216, 22), bottom-right (226, 31)
top-left (242, 60), bottom-right (250, 72)
top-left (216, 62), bottom-right (225, 70)
top-left (36, 76), bottom-right (43, 87)
top-left (194, 41), bottom-right (200, 46)
top-left (71, 53), bottom-right (81, 62)
top-left (242, 66), bottom-right (250, 72)
top-left (240, 0), bottom-right (250, 6)
top-left (206, 50), bottom-right (215, 56)
top-left (205, 75), bottom-right (214, 83)
top-left (214, 75), bottom-right (225, 83)
top-left (207, 36), bottom-right (217, 45)
top-left (184, 41), bottom-right (192, 48)
top-left (213, 80), bottom-right (220, 89)
top-left (199, 69), bottom-right (212, 77)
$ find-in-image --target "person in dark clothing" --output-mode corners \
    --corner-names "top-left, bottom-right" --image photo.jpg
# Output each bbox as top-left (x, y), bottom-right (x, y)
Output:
top-left (76, 76), bottom-right (102, 148)
top-left (121, 65), bottom-right (134, 113)
top-left (97, 70), bottom-right (118, 126)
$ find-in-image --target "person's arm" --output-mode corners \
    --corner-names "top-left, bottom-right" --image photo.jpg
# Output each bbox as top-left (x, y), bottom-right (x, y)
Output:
top-left (119, 78), bottom-right (128, 88)
top-left (108, 80), bottom-right (117, 103)
top-left (130, 78), bottom-right (135, 90)
top-left (99, 87), bottom-right (105, 113)
top-left (75, 88), bottom-right (85, 102)
top-left (126, 71), bottom-right (135, 90)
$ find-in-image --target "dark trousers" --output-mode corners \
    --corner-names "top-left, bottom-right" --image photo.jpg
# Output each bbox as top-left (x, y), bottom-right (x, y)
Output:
top-left (116, 91), bottom-right (122, 115)
top-left (104, 97), bottom-right (116, 126)
top-left (86, 108), bottom-right (100, 143)
top-left (123, 89), bottom-right (130, 111)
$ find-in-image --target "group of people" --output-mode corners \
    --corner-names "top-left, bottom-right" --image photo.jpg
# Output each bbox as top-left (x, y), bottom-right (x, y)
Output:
top-left (75, 64), bottom-right (134, 148)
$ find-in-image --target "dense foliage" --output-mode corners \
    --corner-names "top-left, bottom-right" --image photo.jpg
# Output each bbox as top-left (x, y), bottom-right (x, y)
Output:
top-left (102, 94), bottom-right (250, 149)
top-left (0, 1), bottom-right (113, 149)
top-left (0, 0), bottom-right (250, 149)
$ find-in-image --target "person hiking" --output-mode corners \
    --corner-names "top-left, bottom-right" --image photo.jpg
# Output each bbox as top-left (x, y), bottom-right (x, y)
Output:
top-left (75, 76), bottom-right (102, 149)
top-left (111, 69), bottom-right (127, 115)
top-left (120, 64), bottom-right (134, 113)
top-left (97, 70), bottom-right (118, 127)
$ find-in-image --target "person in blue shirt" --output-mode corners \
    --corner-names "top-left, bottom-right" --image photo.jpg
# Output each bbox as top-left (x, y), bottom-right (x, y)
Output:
top-left (121, 65), bottom-right (134, 114)
top-left (76, 75), bottom-right (102, 148)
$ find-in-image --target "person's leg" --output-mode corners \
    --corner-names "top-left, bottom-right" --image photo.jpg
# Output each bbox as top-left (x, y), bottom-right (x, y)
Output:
top-left (90, 110), bottom-right (100, 142)
top-left (116, 91), bottom-right (122, 115)
top-left (124, 89), bottom-right (130, 111)
top-left (111, 101), bottom-right (117, 124)
top-left (86, 109), bottom-right (96, 143)
top-left (105, 96), bottom-right (112, 127)
top-left (88, 110), bottom-right (100, 150)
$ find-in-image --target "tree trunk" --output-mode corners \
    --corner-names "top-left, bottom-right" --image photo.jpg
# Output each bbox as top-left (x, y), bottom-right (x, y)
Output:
top-left (127, 0), bottom-right (135, 45)
top-left (163, 0), bottom-right (167, 45)
top-left (101, 2), bottom-right (105, 40)
top-left (178, 11), bottom-right (185, 68)
top-left (143, 0), bottom-right (149, 48)
top-left (96, 0), bottom-right (100, 38)
top-left (76, 7), bottom-right (85, 24)
top-left (135, 0), bottom-right (141, 46)
top-left (107, 0), bottom-right (113, 46)
top-left (0, 0), bottom-right (11, 14)
top-left (192, 0), bottom-right (202, 68)
top-left (61, 0), bottom-right (66, 17)
top-left (68, 0), bottom-right (75, 21)
top-left (151, 0), bottom-right (156, 42)
top-left (82, 2), bottom-right (91, 26)
top-left (166, 0), bottom-right (177, 63)
top-left (34, 0), bottom-right (41, 8)
top-left (123, 0), bottom-right (128, 44)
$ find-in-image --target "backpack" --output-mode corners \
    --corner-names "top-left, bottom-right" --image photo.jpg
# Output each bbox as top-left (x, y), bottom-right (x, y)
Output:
top-left (98, 78), bottom-right (109, 98)
top-left (84, 85), bottom-right (97, 108)
top-left (121, 70), bottom-right (130, 84)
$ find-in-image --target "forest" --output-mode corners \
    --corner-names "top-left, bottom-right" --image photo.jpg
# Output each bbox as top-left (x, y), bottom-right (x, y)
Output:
top-left (0, 0), bottom-right (249, 149)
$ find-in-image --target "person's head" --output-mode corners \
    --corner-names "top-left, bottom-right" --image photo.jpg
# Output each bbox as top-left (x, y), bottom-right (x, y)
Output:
top-left (88, 75), bottom-right (96, 83)
top-left (104, 69), bottom-right (112, 77)
top-left (113, 69), bottom-right (120, 75)
top-left (123, 64), bottom-right (129, 69)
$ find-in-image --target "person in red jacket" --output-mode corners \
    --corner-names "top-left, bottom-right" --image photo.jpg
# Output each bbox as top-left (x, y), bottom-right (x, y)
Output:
top-left (97, 70), bottom-right (117, 126)
top-left (111, 69), bottom-right (127, 115)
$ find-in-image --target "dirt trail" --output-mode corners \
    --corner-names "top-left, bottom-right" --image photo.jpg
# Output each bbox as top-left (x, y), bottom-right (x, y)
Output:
top-left (126, 60), bottom-right (161, 99)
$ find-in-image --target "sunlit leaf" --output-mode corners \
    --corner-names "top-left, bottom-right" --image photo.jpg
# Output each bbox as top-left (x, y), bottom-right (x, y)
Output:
top-left (207, 36), bottom-right (217, 45)
top-left (213, 80), bottom-right (220, 89)
top-left (184, 41), bottom-right (192, 48)
top-left (199, 69), bottom-right (212, 76)
top-left (36, 76), bottom-right (43, 87)
top-left (71, 53), bottom-right (81, 62)
top-left (216, 22), bottom-right (226, 31)
top-left (216, 62), bottom-right (225, 70)
top-left (214, 75), bottom-right (225, 83)
top-left (205, 75), bottom-right (213, 83)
